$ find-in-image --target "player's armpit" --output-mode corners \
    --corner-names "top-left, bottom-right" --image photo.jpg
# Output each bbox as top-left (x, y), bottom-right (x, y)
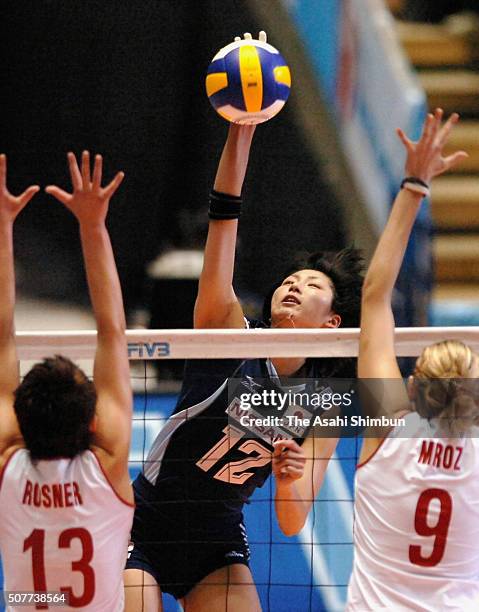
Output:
top-left (90, 389), bottom-right (133, 505)
top-left (194, 220), bottom-right (245, 329)
top-left (92, 335), bottom-right (132, 455)
top-left (194, 294), bottom-right (245, 329)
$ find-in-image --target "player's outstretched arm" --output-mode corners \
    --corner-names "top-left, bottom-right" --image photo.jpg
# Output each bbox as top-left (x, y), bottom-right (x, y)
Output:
top-left (0, 155), bottom-right (39, 455)
top-left (46, 152), bottom-right (132, 483)
top-left (273, 436), bottom-right (339, 536)
top-left (194, 122), bottom-right (256, 329)
top-left (359, 109), bottom-right (467, 380)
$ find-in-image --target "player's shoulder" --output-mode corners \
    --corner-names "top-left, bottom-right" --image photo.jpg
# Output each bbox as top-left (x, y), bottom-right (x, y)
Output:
top-left (179, 319), bottom-right (267, 391)
top-left (0, 444), bottom-right (26, 472)
top-left (83, 448), bottom-right (134, 506)
top-left (387, 411), bottom-right (422, 438)
top-left (0, 445), bottom-right (27, 492)
top-left (173, 320), bottom-right (267, 413)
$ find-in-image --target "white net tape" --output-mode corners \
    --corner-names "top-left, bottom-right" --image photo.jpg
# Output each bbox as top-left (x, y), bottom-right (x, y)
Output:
top-left (15, 327), bottom-right (479, 360)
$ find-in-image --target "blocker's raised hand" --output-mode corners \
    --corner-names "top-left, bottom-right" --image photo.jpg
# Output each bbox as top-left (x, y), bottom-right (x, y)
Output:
top-left (0, 154), bottom-right (39, 223)
top-left (397, 108), bottom-right (468, 185)
top-left (45, 151), bottom-right (124, 225)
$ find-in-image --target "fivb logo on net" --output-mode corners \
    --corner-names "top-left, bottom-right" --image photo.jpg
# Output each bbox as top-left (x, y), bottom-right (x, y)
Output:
top-left (127, 341), bottom-right (170, 358)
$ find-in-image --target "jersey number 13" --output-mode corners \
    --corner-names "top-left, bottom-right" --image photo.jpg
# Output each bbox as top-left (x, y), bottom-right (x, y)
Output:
top-left (24, 527), bottom-right (95, 609)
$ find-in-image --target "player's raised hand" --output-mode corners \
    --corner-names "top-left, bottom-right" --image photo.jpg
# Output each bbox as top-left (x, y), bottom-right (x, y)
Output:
top-left (397, 108), bottom-right (468, 184)
top-left (0, 154), bottom-right (39, 223)
top-left (234, 30), bottom-right (267, 43)
top-left (272, 439), bottom-right (307, 485)
top-left (45, 151), bottom-right (124, 225)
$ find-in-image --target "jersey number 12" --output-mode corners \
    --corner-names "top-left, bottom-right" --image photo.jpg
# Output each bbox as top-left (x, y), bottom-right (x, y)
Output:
top-left (196, 425), bottom-right (271, 484)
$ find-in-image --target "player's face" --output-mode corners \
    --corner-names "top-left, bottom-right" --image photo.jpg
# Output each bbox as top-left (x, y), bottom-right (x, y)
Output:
top-left (270, 269), bottom-right (341, 329)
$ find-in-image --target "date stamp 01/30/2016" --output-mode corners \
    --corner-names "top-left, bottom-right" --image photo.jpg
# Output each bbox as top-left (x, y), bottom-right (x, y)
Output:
top-left (1, 592), bottom-right (69, 607)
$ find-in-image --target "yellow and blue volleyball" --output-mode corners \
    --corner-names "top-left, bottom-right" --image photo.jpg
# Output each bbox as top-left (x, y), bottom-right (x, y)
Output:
top-left (206, 39), bottom-right (291, 124)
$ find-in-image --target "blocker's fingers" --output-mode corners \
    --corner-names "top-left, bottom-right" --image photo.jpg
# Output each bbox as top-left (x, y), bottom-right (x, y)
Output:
top-left (396, 128), bottom-right (414, 154)
top-left (234, 36), bottom-right (241, 42)
top-left (103, 171), bottom-right (125, 199)
top-left (437, 112), bottom-right (459, 148)
top-left (429, 108), bottom-right (444, 142)
top-left (434, 107), bottom-right (444, 123)
top-left (81, 150), bottom-right (91, 186)
top-left (431, 107), bottom-right (443, 128)
top-left (18, 185), bottom-right (40, 207)
top-left (244, 32), bottom-right (252, 40)
top-left (0, 154), bottom-right (6, 188)
top-left (92, 154), bottom-right (103, 189)
top-left (443, 150), bottom-right (469, 171)
top-left (419, 113), bottom-right (435, 145)
top-left (258, 30), bottom-right (267, 42)
top-left (45, 185), bottom-right (72, 205)
top-left (67, 152), bottom-right (82, 191)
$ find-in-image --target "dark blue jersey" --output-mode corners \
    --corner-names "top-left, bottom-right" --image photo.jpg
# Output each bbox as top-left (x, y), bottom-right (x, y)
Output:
top-left (137, 319), bottom-right (353, 526)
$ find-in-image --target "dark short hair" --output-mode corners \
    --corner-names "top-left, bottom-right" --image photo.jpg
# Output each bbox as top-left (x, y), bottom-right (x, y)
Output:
top-left (14, 355), bottom-right (96, 461)
top-left (262, 246), bottom-right (364, 378)
top-left (263, 246), bottom-right (364, 327)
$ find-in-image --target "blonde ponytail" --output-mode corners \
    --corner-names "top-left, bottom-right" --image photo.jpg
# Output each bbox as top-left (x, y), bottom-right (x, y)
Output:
top-left (413, 341), bottom-right (478, 435)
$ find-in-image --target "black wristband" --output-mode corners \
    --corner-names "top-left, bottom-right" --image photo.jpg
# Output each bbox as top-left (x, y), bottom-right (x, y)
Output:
top-left (208, 189), bottom-right (242, 220)
top-left (400, 176), bottom-right (430, 197)
top-left (401, 177), bottom-right (429, 189)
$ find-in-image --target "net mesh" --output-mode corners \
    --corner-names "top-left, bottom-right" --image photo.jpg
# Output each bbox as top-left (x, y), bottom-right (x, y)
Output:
top-left (125, 361), bottom-right (358, 612)
top-left (11, 327), bottom-right (479, 611)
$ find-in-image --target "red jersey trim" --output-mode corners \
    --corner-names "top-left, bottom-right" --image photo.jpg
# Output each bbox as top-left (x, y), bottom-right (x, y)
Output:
top-left (356, 433), bottom-right (391, 469)
top-left (90, 450), bottom-right (135, 508)
top-left (0, 447), bottom-right (22, 491)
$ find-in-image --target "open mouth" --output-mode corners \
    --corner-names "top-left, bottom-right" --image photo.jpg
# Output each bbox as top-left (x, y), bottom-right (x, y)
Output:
top-left (282, 294), bottom-right (301, 305)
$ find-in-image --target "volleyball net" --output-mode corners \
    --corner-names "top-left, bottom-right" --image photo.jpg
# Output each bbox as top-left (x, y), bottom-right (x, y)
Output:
top-left (11, 327), bottom-right (479, 612)
top-left (15, 327), bottom-right (479, 360)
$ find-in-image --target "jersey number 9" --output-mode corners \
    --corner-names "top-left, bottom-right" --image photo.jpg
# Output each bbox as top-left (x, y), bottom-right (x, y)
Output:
top-left (409, 488), bottom-right (452, 567)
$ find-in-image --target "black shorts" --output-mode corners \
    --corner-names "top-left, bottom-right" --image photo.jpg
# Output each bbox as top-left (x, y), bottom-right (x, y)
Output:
top-left (125, 474), bottom-right (251, 600)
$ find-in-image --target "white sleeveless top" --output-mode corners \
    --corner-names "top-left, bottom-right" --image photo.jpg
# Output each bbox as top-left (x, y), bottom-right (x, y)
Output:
top-left (0, 449), bottom-right (134, 611)
top-left (347, 412), bottom-right (479, 611)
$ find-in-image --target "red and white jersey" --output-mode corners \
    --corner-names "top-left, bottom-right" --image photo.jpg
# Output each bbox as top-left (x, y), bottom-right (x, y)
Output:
top-left (0, 448), bottom-right (134, 612)
top-left (347, 412), bottom-right (479, 612)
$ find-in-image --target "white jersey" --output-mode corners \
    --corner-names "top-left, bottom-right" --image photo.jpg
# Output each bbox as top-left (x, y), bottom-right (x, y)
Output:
top-left (347, 412), bottom-right (479, 611)
top-left (0, 448), bottom-right (134, 612)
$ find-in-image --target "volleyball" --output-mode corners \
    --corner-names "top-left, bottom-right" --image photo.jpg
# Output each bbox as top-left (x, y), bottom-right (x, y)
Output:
top-left (206, 38), bottom-right (291, 125)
